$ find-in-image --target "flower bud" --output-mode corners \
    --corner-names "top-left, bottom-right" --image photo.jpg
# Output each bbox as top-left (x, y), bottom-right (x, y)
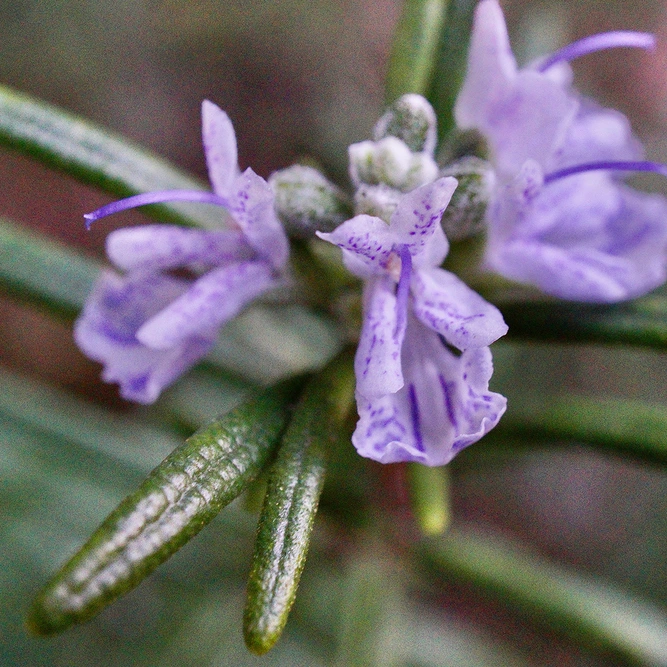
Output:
top-left (373, 94), bottom-right (437, 155)
top-left (269, 165), bottom-right (351, 238)
top-left (439, 157), bottom-right (494, 240)
top-left (349, 137), bottom-right (438, 192)
top-left (353, 183), bottom-right (403, 222)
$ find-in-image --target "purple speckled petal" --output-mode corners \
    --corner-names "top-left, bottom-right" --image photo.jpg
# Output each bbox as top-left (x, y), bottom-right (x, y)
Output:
top-left (352, 316), bottom-right (506, 466)
top-left (316, 215), bottom-right (396, 276)
top-left (389, 177), bottom-right (457, 261)
top-left (137, 260), bottom-right (277, 349)
top-left (228, 168), bottom-right (289, 269)
top-left (106, 225), bottom-right (253, 271)
top-left (202, 100), bottom-right (239, 197)
top-left (354, 274), bottom-right (407, 399)
top-left (74, 270), bottom-right (216, 404)
top-left (411, 267), bottom-right (508, 348)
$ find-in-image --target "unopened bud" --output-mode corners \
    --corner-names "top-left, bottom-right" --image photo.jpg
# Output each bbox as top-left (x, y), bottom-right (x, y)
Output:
top-left (349, 137), bottom-right (438, 192)
top-left (439, 157), bottom-right (494, 240)
top-left (354, 183), bottom-right (403, 223)
top-left (374, 94), bottom-right (437, 155)
top-left (269, 165), bottom-right (351, 238)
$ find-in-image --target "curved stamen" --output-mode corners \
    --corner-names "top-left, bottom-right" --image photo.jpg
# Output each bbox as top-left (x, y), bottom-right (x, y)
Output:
top-left (538, 31), bottom-right (655, 72)
top-left (84, 190), bottom-right (229, 228)
top-left (544, 160), bottom-right (667, 185)
top-left (395, 245), bottom-right (412, 339)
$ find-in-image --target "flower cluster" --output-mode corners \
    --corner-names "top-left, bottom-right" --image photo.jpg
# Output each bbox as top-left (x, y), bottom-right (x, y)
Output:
top-left (456, 0), bottom-right (667, 302)
top-left (75, 101), bottom-right (288, 403)
top-left (75, 2), bottom-right (667, 467)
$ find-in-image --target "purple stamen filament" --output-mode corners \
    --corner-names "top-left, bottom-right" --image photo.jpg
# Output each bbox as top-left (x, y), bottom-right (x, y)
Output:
top-left (544, 161), bottom-right (667, 185)
top-left (394, 245), bottom-right (412, 339)
top-left (84, 190), bottom-right (229, 228)
top-left (538, 31), bottom-right (655, 72)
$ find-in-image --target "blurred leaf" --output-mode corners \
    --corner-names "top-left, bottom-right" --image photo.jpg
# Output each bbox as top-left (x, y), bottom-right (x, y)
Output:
top-left (0, 366), bottom-right (180, 472)
top-left (384, 0), bottom-right (449, 102)
top-left (28, 378), bottom-right (303, 636)
top-left (0, 84), bottom-right (223, 229)
top-left (333, 541), bottom-right (404, 667)
top-left (244, 351), bottom-right (355, 654)
top-left (0, 216), bottom-right (100, 317)
top-left (502, 293), bottom-right (667, 350)
top-left (421, 526), bottom-right (667, 667)
top-left (495, 393), bottom-right (667, 466)
top-left (426, 0), bottom-right (477, 142)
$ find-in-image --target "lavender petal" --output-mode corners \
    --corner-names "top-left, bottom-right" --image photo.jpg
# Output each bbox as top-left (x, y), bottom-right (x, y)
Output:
top-left (352, 317), bottom-right (506, 465)
top-left (202, 100), bottom-right (239, 197)
top-left (106, 225), bottom-right (253, 271)
top-left (316, 214), bottom-right (396, 276)
top-left (354, 274), bottom-right (406, 399)
top-left (137, 260), bottom-right (278, 349)
top-left (411, 267), bottom-right (508, 349)
top-left (228, 168), bottom-right (289, 269)
top-left (389, 177), bottom-right (457, 261)
top-left (74, 270), bottom-right (216, 404)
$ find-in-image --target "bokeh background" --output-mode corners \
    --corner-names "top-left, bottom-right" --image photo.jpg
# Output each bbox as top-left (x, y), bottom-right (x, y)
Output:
top-left (1, 1), bottom-right (667, 665)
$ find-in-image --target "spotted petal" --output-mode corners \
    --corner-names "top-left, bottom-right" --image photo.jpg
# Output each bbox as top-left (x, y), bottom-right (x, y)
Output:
top-left (228, 168), bottom-right (289, 269)
top-left (389, 177), bottom-right (457, 263)
top-left (354, 274), bottom-right (407, 398)
top-left (352, 316), bottom-right (506, 466)
top-left (74, 271), bottom-right (216, 404)
top-left (317, 214), bottom-right (396, 276)
top-left (137, 260), bottom-right (278, 349)
top-left (411, 267), bottom-right (508, 348)
top-left (202, 100), bottom-right (239, 197)
top-left (106, 225), bottom-right (253, 271)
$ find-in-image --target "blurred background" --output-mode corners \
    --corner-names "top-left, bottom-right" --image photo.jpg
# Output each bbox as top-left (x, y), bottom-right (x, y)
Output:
top-left (1, 1), bottom-right (667, 665)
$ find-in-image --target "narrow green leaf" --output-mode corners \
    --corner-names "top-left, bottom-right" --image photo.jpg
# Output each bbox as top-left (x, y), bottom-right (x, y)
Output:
top-left (426, 0), bottom-right (477, 143)
top-left (0, 216), bottom-right (100, 317)
top-left (421, 526), bottom-right (667, 667)
top-left (384, 0), bottom-right (449, 102)
top-left (496, 393), bottom-right (667, 466)
top-left (502, 293), bottom-right (667, 350)
top-left (0, 84), bottom-right (222, 229)
top-left (243, 350), bottom-right (355, 654)
top-left (27, 378), bottom-right (303, 636)
top-left (407, 463), bottom-right (451, 536)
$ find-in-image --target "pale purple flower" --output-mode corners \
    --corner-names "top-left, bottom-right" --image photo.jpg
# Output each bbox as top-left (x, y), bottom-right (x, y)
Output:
top-left (455, 0), bottom-right (667, 302)
top-left (75, 101), bottom-right (288, 403)
top-left (318, 177), bottom-right (507, 466)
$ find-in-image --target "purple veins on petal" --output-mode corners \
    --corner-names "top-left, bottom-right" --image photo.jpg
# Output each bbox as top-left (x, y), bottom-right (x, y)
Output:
top-left (407, 384), bottom-right (424, 452)
top-left (537, 31), bottom-right (655, 72)
top-left (410, 268), bottom-right (508, 349)
top-left (74, 270), bottom-right (217, 404)
top-left (394, 246), bottom-right (412, 338)
top-left (354, 275), bottom-right (405, 399)
top-left (84, 190), bottom-right (229, 228)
